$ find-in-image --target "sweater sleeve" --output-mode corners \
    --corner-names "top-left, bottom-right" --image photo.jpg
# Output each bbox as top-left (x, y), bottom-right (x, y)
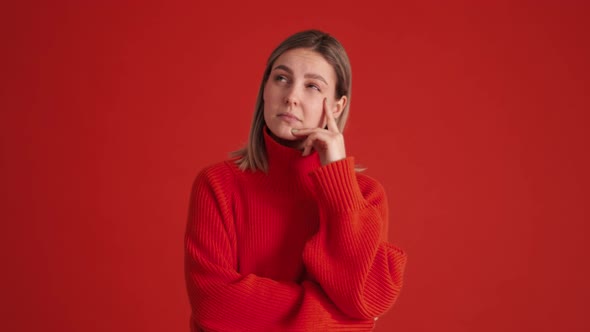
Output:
top-left (184, 164), bottom-right (375, 332)
top-left (302, 157), bottom-right (408, 320)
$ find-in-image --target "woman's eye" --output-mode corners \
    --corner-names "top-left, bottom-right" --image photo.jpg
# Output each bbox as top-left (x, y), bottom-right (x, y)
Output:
top-left (307, 84), bottom-right (321, 92)
top-left (275, 75), bottom-right (288, 82)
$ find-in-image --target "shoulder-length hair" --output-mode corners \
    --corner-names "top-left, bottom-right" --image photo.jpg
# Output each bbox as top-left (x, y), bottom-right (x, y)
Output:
top-left (232, 29), bottom-right (353, 172)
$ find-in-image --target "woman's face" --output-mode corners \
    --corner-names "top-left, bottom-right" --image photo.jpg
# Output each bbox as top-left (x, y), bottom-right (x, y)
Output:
top-left (263, 48), bottom-right (346, 147)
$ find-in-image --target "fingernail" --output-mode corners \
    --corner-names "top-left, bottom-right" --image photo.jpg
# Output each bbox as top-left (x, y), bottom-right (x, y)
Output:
top-left (291, 128), bottom-right (298, 133)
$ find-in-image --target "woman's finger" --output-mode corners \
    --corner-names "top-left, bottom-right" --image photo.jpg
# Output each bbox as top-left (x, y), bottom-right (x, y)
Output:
top-left (324, 98), bottom-right (339, 133)
top-left (301, 134), bottom-right (317, 156)
top-left (291, 128), bottom-right (321, 136)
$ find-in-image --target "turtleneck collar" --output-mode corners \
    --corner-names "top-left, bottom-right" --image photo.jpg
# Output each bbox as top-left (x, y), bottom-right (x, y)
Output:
top-left (263, 127), bottom-right (321, 177)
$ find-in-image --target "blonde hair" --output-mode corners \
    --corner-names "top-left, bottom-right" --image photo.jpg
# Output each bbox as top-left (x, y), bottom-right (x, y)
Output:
top-left (232, 30), bottom-right (353, 172)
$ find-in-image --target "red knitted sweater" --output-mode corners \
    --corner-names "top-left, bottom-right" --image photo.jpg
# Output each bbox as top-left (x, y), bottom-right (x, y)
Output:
top-left (184, 129), bottom-right (407, 331)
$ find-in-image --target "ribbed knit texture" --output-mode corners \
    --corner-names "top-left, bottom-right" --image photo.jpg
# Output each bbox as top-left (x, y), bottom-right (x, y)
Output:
top-left (184, 129), bottom-right (407, 332)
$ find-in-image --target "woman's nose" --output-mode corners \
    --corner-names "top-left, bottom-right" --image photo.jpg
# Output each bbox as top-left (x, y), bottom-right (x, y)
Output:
top-left (284, 87), bottom-right (299, 106)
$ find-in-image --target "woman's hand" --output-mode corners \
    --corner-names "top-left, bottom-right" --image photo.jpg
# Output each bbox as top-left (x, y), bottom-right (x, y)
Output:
top-left (291, 98), bottom-right (346, 166)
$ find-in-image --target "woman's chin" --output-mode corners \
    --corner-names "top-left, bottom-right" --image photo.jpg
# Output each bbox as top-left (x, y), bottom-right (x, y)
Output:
top-left (267, 126), bottom-right (303, 147)
top-left (268, 125), bottom-right (296, 140)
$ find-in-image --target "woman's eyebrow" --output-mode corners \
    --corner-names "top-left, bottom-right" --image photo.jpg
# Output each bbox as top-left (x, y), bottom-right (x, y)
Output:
top-left (273, 64), bottom-right (293, 74)
top-left (304, 73), bottom-right (328, 86)
top-left (272, 64), bottom-right (328, 86)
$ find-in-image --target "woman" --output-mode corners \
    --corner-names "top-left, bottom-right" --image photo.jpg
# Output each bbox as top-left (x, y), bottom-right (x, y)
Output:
top-left (184, 29), bottom-right (407, 331)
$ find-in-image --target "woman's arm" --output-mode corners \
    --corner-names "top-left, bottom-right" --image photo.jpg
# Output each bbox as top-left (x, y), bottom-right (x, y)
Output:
top-left (302, 157), bottom-right (408, 320)
top-left (185, 165), bottom-right (375, 331)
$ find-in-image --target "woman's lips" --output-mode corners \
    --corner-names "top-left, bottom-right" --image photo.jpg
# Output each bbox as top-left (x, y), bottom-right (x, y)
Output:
top-left (278, 113), bottom-right (301, 123)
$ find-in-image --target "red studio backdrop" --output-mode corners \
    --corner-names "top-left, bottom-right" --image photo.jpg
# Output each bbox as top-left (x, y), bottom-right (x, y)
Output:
top-left (1, 1), bottom-right (588, 331)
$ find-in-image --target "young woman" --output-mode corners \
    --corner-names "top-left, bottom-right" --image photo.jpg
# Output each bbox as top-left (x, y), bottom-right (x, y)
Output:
top-left (184, 29), bottom-right (407, 331)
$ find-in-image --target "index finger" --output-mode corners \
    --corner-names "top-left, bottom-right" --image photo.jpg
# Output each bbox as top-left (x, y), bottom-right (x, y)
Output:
top-left (324, 98), bottom-right (339, 133)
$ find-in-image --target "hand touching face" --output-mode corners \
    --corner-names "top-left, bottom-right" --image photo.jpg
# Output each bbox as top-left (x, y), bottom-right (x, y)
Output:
top-left (291, 98), bottom-right (347, 166)
top-left (263, 48), bottom-right (347, 150)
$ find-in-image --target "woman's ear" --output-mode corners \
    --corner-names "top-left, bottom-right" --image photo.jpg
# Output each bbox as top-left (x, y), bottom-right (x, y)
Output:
top-left (333, 96), bottom-right (348, 119)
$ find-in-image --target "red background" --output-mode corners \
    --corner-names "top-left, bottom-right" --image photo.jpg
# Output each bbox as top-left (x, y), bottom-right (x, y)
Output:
top-left (1, 1), bottom-right (589, 331)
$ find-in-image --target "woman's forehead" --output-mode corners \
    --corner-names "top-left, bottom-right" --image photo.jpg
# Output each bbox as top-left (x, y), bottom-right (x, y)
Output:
top-left (273, 48), bottom-right (336, 80)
